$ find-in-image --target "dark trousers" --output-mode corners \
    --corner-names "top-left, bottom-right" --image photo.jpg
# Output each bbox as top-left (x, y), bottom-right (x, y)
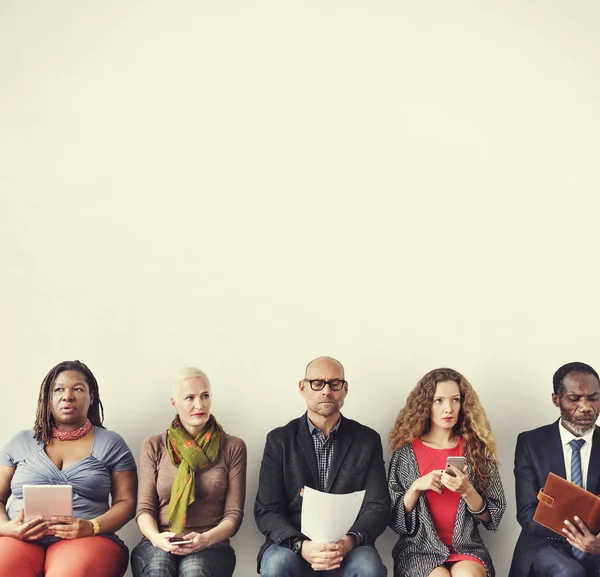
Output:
top-left (131, 538), bottom-right (235, 577)
top-left (531, 541), bottom-right (600, 577)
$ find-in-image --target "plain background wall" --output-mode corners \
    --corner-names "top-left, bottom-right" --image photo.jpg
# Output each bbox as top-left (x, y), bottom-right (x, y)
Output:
top-left (1, 2), bottom-right (600, 576)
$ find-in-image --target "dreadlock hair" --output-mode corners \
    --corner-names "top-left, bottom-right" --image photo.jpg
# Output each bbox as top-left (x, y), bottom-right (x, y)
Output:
top-left (34, 360), bottom-right (105, 444)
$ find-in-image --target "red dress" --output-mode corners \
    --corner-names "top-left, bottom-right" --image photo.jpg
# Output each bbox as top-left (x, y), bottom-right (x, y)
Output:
top-left (411, 438), bottom-right (484, 567)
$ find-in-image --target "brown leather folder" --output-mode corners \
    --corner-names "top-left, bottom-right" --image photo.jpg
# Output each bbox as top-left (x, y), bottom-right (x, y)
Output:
top-left (533, 472), bottom-right (600, 536)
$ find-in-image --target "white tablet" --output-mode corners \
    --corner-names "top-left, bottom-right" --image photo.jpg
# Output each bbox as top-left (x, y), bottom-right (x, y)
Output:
top-left (23, 485), bottom-right (73, 520)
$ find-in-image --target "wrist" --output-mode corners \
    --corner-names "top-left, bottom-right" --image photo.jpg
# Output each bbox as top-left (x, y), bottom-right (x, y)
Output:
top-left (466, 494), bottom-right (488, 515)
top-left (290, 536), bottom-right (305, 555)
top-left (89, 518), bottom-right (100, 536)
top-left (460, 483), bottom-right (476, 499)
top-left (408, 483), bottom-right (421, 495)
top-left (343, 534), bottom-right (355, 550)
top-left (347, 531), bottom-right (364, 548)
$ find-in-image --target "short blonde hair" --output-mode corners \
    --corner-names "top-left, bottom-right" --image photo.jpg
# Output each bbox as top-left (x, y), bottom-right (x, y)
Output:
top-left (172, 367), bottom-right (211, 396)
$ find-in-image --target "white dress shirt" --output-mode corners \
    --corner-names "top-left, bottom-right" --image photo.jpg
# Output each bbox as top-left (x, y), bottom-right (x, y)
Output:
top-left (558, 420), bottom-right (595, 489)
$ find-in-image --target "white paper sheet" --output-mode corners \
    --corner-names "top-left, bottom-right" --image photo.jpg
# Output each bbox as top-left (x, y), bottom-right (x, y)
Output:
top-left (300, 486), bottom-right (366, 543)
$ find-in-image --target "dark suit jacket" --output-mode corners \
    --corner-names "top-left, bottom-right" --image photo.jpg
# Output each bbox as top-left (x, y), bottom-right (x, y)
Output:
top-left (254, 413), bottom-right (389, 571)
top-left (509, 420), bottom-right (600, 577)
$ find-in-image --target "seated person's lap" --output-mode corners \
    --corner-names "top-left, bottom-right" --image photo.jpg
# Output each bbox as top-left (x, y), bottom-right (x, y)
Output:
top-left (446, 560), bottom-right (487, 577)
top-left (260, 544), bottom-right (386, 577)
top-left (0, 537), bottom-right (128, 577)
top-left (0, 536), bottom-right (128, 577)
top-left (131, 538), bottom-right (235, 577)
top-left (0, 537), bottom-right (45, 577)
top-left (45, 536), bottom-right (129, 577)
top-left (531, 542), bottom-right (600, 577)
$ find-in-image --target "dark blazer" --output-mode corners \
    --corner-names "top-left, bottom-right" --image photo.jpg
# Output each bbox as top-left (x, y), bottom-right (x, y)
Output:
top-left (254, 413), bottom-right (389, 571)
top-left (509, 420), bottom-right (600, 577)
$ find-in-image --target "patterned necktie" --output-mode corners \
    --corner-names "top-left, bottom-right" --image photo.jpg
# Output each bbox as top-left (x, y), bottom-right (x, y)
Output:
top-left (569, 438), bottom-right (587, 561)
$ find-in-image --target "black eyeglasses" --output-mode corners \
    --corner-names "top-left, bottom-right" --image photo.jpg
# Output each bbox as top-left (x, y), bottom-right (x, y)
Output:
top-left (303, 379), bottom-right (347, 391)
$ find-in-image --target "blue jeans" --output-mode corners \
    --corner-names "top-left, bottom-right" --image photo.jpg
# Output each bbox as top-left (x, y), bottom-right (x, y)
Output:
top-left (131, 538), bottom-right (235, 577)
top-left (260, 543), bottom-right (387, 577)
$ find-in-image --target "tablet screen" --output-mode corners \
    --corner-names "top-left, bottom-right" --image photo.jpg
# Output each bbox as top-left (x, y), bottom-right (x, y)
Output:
top-left (23, 485), bottom-right (73, 520)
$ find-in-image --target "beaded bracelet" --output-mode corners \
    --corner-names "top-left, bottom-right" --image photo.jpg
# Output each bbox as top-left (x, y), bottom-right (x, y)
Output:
top-left (466, 495), bottom-right (488, 516)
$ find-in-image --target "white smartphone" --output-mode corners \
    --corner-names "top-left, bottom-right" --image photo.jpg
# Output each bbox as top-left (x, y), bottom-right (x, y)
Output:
top-left (169, 537), bottom-right (193, 545)
top-left (23, 485), bottom-right (73, 520)
top-left (445, 456), bottom-right (467, 477)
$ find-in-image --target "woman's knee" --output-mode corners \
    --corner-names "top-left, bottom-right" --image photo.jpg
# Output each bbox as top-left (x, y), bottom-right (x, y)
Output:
top-left (131, 539), bottom-right (178, 577)
top-left (178, 546), bottom-right (236, 577)
top-left (0, 537), bottom-right (45, 577)
top-left (428, 567), bottom-right (451, 577)
top-left (45, 537), bottom-right (128, 577)
top-left (448, 560), bottom-right (487, 577)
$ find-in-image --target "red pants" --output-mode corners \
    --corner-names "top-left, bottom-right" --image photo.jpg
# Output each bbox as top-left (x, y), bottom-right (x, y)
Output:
top-left (0, 536), bottom-right (128, 577)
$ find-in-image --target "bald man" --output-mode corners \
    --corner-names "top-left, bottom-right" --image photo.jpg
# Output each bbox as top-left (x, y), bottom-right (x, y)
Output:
top-left (254, 357), bottom-right (388, 577)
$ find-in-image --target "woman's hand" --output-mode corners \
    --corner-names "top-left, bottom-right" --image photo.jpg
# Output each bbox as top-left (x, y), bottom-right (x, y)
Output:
top-left (0, 509), bottom-right (49, 541)
top-left (411, 470), bottom-right (444, 494)
top-left (46, 516), bottom-right (94, 539)
top-left (441, 464), bottom-right (471, 495)
top-left (170, 531), bottom-right (210, 556)
top-left (149, 531), bottom-right (177, 552)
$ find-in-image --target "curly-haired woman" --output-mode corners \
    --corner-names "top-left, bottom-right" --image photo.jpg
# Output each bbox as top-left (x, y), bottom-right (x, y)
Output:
top-left (387, 368), bottom-right (506, 577)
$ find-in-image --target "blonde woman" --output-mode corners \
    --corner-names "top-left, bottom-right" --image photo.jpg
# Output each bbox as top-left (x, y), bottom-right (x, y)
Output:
top-left (388, 368), bottom-right (506, 577)
top-left (131, 368), bottom-right (247, 577)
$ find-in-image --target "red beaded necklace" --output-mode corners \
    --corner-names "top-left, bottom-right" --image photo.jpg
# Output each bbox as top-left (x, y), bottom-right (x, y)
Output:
top-left (52, 418), bottom-right (92, 441)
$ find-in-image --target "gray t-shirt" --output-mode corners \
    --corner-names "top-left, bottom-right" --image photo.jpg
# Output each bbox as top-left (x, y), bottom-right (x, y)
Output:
top-left (1, 427), bottom-right (136, 547)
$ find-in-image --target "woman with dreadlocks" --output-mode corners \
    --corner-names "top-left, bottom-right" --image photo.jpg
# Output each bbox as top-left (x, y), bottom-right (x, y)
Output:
top-left (131, 367), bottom-right (246, 577)
top-left (0, 360), bottom-right (137, 577)
top-left (387, 368), bottom-right (506, 577)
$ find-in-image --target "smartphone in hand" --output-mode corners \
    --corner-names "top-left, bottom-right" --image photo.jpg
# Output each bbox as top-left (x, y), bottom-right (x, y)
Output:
top-left (445, 456), bottom-right (467, 477)
top-left (169, 537), bottom-right (193, 545)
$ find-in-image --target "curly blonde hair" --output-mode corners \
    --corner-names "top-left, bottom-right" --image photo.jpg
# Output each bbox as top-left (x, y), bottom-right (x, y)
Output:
top-left (388, 368), bottom-right (498, 491)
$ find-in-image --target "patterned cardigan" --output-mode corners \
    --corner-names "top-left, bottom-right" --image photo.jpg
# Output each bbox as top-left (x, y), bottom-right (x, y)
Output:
top-left (388, 442), bottom-right (506, 577)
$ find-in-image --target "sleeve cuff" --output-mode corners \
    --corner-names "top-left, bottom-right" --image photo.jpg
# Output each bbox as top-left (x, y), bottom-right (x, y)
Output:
top-left (347, 531), bottom-right (365, 547)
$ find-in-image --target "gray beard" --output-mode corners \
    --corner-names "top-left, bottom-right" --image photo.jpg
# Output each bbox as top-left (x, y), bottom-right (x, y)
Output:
top-left (562, 417), bottom-right (596, 437)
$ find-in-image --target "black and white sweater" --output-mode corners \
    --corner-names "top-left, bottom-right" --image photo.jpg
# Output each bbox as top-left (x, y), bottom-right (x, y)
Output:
top-left (388, 442), bottom-right (506, 577)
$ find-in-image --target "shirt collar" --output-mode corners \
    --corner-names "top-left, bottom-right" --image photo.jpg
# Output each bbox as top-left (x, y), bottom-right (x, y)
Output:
top-left (558, 419), bottom-right (595, 447)
top-left (307, 414), bottom-right (342, 437)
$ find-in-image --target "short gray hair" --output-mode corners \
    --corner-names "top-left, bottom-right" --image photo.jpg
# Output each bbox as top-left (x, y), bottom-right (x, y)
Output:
top-left (172, 367), bottom-right (211, 397)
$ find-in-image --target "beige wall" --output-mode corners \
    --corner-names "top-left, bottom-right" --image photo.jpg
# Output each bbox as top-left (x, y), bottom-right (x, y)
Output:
top-left (2, 2), bottom-right (600, 576)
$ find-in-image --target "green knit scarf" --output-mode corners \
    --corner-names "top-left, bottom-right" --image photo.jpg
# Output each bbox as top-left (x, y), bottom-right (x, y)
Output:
top-left (166, 414), bottom-right (223, 533)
